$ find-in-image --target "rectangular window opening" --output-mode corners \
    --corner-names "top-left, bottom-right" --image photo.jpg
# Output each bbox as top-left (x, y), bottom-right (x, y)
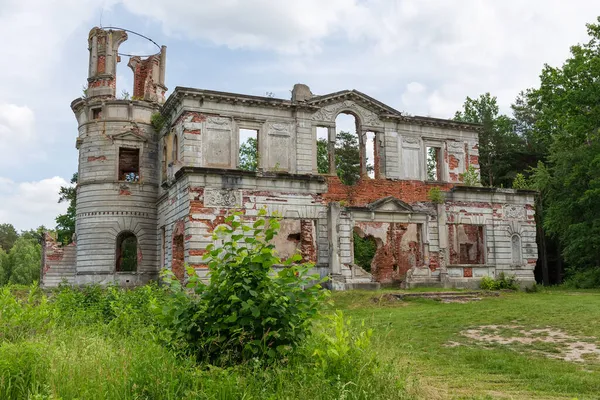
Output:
top-left (366, 132), bottom-right (376, 178)
top-left (161, 226), bottom-right (166, 268)
top-left (426, 146), bottom-right (442, 181)
top-left (239, 129), bottom-right (258, 171)
top-left (316, 127), bottom-right (329, 174)
top-left (92, 107), bottom-right (102, 120)
top-left (119, 147), bottom-right (140, 182)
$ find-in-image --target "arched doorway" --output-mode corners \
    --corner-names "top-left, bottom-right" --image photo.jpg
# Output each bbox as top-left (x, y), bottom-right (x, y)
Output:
top-left (116, 231), bottom-right (138, 272)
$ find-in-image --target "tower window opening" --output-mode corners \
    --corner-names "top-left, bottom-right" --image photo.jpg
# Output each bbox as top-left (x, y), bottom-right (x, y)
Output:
top-left (118, 147), bottom-right (140, 182)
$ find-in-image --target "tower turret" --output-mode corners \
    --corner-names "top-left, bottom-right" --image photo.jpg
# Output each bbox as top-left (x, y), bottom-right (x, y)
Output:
top-left (71, 27), bottom-right (167, 285)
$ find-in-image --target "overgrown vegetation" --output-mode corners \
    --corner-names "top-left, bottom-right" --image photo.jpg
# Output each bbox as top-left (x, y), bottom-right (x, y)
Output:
top-left (453, 17), bottom-right (600, 285)
top-left (353, 231), bottom-right (377, 272)
top-left (150, 112), bottom-right (167, 132)
top-left (158, 210), bottom-right (328, 363)
top-left (427, 187), bottom-right (444, 204)
top-left (0, 226), bottom-right (44, 286)
top-left (479, 272), bottom-right (519, 291)
top-left (0, 212), bottom-right (406, 398)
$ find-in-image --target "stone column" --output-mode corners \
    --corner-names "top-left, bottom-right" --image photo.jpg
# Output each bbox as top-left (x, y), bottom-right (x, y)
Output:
top-left (328, 126), bottom-right (336, 175)
top-left (437, 203), bottom-right (449, 285)
top-left (328, 202), bottom-right (341, 275)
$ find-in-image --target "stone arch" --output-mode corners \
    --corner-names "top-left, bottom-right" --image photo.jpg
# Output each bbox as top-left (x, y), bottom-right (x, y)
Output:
top-left (172, 134), bottom-right (179, 163)
top-left (171, 219), bottom-right (185, 281)
top-left (115, 231), bottom-right (138, 272)
top-left (334, 111), bottom-right (366, 185)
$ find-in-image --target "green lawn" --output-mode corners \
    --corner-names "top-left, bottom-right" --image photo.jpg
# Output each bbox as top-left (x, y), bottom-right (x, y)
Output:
top-left (334, 289), bottom-right (600, 399)
top-left (2, 286), bottom-right (600, 399)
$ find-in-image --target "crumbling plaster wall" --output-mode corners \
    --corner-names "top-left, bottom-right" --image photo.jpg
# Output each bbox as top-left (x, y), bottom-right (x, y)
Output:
top-left (443, 188), bottom-right (537, 285)
top-left (157, 170), bottom-right (329, 280)
top-left (42, 233), bottom-right (76, 287)
top-left (72, 100), bottom-right (160, 285)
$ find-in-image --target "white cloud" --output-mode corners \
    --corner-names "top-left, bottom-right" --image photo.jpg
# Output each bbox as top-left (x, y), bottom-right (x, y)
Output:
top-left (133, 0), bottom-right (596, 117)
top-left (0, 176), bottom-right (70, 231)
top-left (0, 103), bottom-right (45, 166)
top-left (121, 0), bottom-right (365, 54)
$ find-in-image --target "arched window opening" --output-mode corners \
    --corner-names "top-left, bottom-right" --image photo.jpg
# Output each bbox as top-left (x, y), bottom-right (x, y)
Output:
top-left (511, 234), bottom-right (522, 265)
top-left (172, 135), bottom-right (179, 163)
top-left (334, 113), bottom-right (362, 185)
top-left (116, 232), bottom-right (137, 272)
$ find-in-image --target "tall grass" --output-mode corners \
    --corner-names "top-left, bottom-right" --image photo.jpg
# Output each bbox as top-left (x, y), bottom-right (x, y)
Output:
top-left (0, 284), bottom-right (409, 399)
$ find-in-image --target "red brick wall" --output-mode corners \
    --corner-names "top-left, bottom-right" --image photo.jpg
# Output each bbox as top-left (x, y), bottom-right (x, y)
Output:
top-left (323, 176), bottom-right (452, 206)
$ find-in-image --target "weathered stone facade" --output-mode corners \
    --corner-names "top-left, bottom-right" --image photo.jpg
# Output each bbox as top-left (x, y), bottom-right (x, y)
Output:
top-left (41, 27), bottom-right (538, 289)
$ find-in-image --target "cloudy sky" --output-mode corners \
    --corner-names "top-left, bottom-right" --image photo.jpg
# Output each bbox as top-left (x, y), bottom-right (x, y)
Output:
top-left (0, 0), bottom-right (598, 231)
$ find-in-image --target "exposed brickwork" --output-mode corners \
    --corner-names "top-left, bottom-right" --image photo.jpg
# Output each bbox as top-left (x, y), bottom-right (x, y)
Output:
top-left (464, 267), bottom-right (473, 277)
top-left (87, 155), bottom-right (106, 162)
top-left (300, 220), bottom-right (317, 263)
top-left (356, 222), bottom-right (422, 284)
top-left (323, 176), bottom-right (452, 206)
top-left (449, 154), bottom-right (460, 170)
top-left (449, 224), bottom-right (485, 265)
top-left (171, 220), bottom-right (185, 281)
top-left (129, 55), bottom-right (160, 100)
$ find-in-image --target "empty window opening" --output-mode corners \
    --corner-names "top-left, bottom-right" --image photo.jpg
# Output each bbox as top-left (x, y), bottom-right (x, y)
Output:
top-left (451, 224), bottom-right (485, 265)
top-left (511, 235), bottom-right (522, 265)
top-left (335, 113), bottom-right (361, 185)
top-left (118, 147), bottom-right (140, 182)
top-left (116, 231), bottom-right (137, 272)
top-left (161, 145), bottom-right (167, 180)
top-left (239, 129), bottom-right (258, 171)
top-left (353, 228), bottom-right (377, 272)
top-left (366, 131), bottom-right (376, 178)
top-left (161, 226), bottom-right (166, 268)
top-left (92, 108), bottom-right (102, 120)
top-left (172, 135), bottom-right (179, 163)
top-left (316, 127), bottom-right (329, 174)
top-left (172, 233), bottom-right (185, 281)
top-left (426, 146), bottom-right (442, 181)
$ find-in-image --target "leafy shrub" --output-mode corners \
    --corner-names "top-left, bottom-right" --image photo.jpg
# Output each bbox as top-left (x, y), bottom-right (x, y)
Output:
top-left (480, 272), bottom-right (519, 290)
top-left (460, 165), bottom-right (481, 186)
top-left (563, 267), bottom-right (600, 289)
top-left (159, 209), bottom-right (329, 364)
top-left (427, 187), bottom-right (445, 204)
top-left (353, 231), bottom-right (377, 272)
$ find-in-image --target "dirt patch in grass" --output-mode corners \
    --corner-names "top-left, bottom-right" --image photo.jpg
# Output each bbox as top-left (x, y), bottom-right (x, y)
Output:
top-left (457, 325), bottom-right (600, 363)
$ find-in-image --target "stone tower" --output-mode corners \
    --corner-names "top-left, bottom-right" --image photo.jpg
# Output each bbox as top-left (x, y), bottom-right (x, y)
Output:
top-left (70, 27), bottom-right (167, 285)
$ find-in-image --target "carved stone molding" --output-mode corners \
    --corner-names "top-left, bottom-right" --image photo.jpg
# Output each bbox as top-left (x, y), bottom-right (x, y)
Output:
top-left (206, 116), bottom-right (231, 129)
top-left (204, 188), bottom-right (241, 208)
top-left (311, 100), bottom-right (383, 127)
top-left (504, 204), bottom-right (526, 220)
top-left (268, 122), bottom-right (292, 136)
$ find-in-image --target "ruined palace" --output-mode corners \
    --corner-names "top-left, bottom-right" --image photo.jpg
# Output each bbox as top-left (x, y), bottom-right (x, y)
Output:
top-left (41, 27), bottom-right (538, 289)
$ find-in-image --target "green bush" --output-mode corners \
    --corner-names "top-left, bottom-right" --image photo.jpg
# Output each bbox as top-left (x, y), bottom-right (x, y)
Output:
top-left (479, 272), bottom-right (519, 290)
top-left (159, 209), bottom-right (329, 364)
top-left (563, 268), bottom-right (600, 289)
top-left (353, 231), bottom-right (377, 272)
top-left (0, 341), bottom-right (48, 399)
